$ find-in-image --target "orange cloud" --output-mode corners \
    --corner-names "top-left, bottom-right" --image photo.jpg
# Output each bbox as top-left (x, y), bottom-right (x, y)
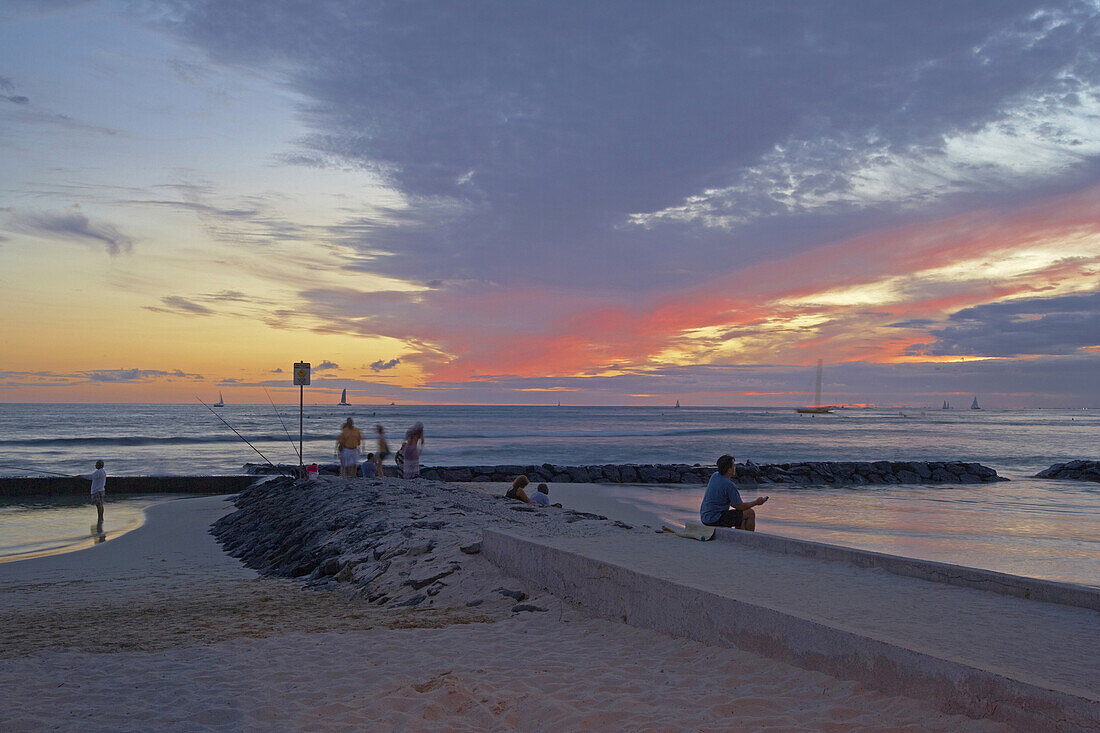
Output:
top-left (412, 185), bottom-right (1100, 382)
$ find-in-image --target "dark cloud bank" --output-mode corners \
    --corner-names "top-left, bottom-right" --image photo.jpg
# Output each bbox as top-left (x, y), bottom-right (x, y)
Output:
top-left (158, 1), bottom-right (1100, 290)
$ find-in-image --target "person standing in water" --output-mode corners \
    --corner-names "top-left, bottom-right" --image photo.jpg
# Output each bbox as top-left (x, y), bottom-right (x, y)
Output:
top-left (374, 424), bottom-right (390, 478)
top-left (79, 460), bottom-right (107, 528)
top-left (335, 418), bottom-right (363, 479)
top-left (403, 422), bottom-right (424, 479)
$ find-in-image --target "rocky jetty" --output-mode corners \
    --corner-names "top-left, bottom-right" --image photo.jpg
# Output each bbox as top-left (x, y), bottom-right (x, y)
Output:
top-left (247, 460), bottom-right (1007, 485)
top-left (1034, 460), bottom-right (1100, 482)
top-left (212, 475), bottom-right (639, 612)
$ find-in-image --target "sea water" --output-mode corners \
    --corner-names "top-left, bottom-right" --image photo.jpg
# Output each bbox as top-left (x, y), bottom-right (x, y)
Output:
top-left (0, 404), bottom-right (1096, 585)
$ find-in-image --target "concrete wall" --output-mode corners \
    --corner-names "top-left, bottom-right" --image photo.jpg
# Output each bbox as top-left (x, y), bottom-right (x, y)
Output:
top-left (713, 528), bottom-right (1100, 612)
top-left (482, 529), bottom-right (1097, 732)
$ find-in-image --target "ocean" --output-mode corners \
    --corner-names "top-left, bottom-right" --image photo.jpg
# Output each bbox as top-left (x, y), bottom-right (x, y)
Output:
top-left (1, 403), bottom-right (1097, 585)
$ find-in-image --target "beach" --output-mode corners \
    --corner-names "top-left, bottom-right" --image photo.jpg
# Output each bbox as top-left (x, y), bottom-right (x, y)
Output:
top-left (5, 480), bottom-right (1094, 730)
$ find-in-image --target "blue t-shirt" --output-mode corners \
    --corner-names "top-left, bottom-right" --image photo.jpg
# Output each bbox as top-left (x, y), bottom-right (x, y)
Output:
top-left (700, 472), bottom-right (743, 525)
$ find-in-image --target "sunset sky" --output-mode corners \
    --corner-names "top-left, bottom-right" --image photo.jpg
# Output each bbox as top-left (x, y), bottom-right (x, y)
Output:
top-left (1, 1), bottom-right (1098, 407)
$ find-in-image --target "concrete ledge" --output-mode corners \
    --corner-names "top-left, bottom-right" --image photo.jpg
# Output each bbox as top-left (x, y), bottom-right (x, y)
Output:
top-left (0, 475), bottom-right (258, 498)
top-left (714, 528), bottom-right (1100, 612)
top-left (483, 529), bottom-right (1098, 732)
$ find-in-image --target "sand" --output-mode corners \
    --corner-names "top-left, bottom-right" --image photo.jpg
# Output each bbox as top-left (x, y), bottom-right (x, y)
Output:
top-left (0, 490), bottom-right (1009, 731)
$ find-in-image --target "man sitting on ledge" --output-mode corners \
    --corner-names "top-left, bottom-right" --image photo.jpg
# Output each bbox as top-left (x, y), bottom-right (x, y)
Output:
top-left (700, 454), bottom-right (768, 531)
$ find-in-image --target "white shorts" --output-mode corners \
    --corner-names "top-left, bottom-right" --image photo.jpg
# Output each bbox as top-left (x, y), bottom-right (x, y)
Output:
top-left (340, 447), bottom-right (360, 467)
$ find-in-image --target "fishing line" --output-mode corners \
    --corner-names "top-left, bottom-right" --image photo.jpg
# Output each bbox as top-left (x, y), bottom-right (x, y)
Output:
top-left (0, 462), bottom-right (78, 478)
top-left (195, 396), bottom-right (281, 469)
top-left (264, 387), bottom-right (301, 462)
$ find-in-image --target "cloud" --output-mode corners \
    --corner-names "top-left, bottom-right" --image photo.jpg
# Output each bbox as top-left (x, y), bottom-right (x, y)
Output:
top-left (10, 208), bottom-right (133, 255)
top-left (144, 296), bottom-right (215, 317)
top-left (82, 368), bottom-right (203, 383)
top-left (370, 358), bottom-right (400, 371)
top-left (314, 360), bottom-right (339, 371)
top-left (907, 292), bottom-right (1100, 357)
top-left (155, 0), bottom-right (1100, 290)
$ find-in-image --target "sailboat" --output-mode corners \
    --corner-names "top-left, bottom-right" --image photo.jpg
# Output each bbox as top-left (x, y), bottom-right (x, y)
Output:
top-left (942, 400), bottom-right (950, 410)
top-left (675, 399), bottom-right (681, 408)
top-left (795, 360), bottom-right (833, 414)
top-left (338, 388), bottom-right (350, 406)
top-left (213, 391), bottom-right (224, 408)
top-left (971, 396), bottom-right (981, 410)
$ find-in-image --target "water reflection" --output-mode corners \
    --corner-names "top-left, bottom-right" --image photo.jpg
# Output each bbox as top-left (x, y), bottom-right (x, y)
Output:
top-left (612, 481), bottom-right (1100, 588)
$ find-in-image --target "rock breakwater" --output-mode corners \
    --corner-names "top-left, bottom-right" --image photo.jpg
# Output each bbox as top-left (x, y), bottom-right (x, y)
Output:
top-left (249, 460), bottom-right (1006, 485)
top-left (1035, 460), bottom-right (1100, 482)
top-left (212, 475), bottom-right (643, 613)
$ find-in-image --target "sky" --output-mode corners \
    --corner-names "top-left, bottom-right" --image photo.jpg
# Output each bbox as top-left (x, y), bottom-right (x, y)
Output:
top-left (1, 0), bottom-right (1098, 407)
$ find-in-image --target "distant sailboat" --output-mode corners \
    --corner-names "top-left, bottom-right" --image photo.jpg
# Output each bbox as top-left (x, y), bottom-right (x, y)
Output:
top-left (675, 400), bottom-right (681, 408)
top-left (213, 391), bottom-right (224, 408)
top-left (942, 400), bottom-right (950, 410)
top-left (971, 396), bottom-right (981, 410)
top-left (796, 360), bottom-right (833, 414)
top-left (338, 388), bottom-right (350, 406)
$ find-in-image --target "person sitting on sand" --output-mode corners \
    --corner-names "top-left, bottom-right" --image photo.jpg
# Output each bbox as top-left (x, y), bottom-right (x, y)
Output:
top-left (362, 453), bottom-right (376, 478)
top-left (700, 454), bottom-right (768, 531)
top-left (403, 422), bottom-right (424, 479)
top-left (335, 418), bottom-right (363, 480)
top-left (79, 460), bottom-right (107, 528)
top-left (528, 482), bottom-right (551, 507)
top-left (505, 475), bottom-right (533, 503)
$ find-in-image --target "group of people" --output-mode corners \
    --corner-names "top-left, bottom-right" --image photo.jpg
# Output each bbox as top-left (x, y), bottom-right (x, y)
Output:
top-left (78, 447), bottom-right (767, 531)
top-left (335, 419), bottom-right (424, 480)
top-left (500, 453), bottom-right (768, 531)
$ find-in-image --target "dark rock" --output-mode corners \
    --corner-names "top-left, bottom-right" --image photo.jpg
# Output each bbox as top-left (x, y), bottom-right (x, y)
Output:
top-left (495, 587), bottom-right (527, 601)
top-left (567, 466), bottom-right (591, 482)
top-left (395, 594), bottom-right (426, 607)
top-left (511, 604), bottom-right (548, 613)
top-left (407, 565), bottom-right (458, 590)
top-left (459, 541), bottom-right (482, 554)
top-left (465, 599), bottom-right (483, 607)
top-left (405, 542), bottom-right (434, 557)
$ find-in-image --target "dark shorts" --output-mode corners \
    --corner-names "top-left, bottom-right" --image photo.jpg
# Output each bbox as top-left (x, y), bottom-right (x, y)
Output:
top-left (709, 508), bottom-right (743, 528)
top-left (91, 491), bottom-right (105, 508)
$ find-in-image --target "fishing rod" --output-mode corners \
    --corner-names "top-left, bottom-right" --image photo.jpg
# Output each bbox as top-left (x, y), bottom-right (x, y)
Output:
top-left (195, 396), bottom-right (284, 471)
top-left (0, 462), bottom-right (79, 478)
top-left (264, 387), bottom-right (302, 463)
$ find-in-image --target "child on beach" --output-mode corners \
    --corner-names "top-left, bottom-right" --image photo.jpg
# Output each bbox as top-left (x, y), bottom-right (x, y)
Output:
top-left (79, 460), bottom-right (107, 527)
top-left (374, 425), bottom-right (389, 477)
top-left (529, 483), bottom-right (551, 507)
top-left (362, 453), bottom-right (376, 478)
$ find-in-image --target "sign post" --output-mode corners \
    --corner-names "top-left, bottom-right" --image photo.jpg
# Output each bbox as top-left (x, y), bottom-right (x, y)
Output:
top-left (293, 362), bottom-right (310, 475)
